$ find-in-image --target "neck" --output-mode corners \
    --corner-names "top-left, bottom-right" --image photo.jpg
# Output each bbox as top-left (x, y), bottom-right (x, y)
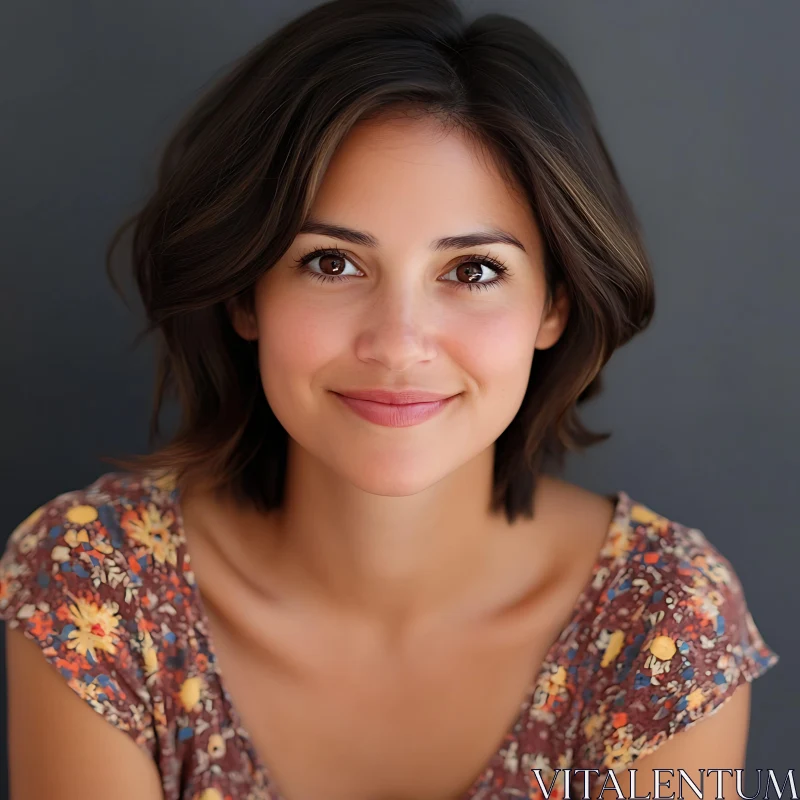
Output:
top-left (279, 442), bottom-right (509, 623)
top-left (180, 443), bottom-right (559, 637)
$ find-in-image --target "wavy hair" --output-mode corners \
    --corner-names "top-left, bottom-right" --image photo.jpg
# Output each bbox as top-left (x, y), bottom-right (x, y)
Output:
top-left (104, 0), bottom-right (655, 523)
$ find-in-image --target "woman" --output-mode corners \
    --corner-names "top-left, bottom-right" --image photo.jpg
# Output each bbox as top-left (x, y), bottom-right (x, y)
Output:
top-left (0, 1), bottom-right (779, 799)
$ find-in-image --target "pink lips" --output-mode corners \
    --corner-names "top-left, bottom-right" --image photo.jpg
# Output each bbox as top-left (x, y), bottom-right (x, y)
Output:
top-left (332, 389), bottom-right (460, 428)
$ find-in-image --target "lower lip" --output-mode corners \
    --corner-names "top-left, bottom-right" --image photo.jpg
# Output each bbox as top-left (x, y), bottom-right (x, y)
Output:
top-left (333, 393), bottom-right (460, 427)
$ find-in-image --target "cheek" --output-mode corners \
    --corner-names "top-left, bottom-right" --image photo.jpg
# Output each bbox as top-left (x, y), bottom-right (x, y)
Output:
top-left (446, 305), bottom-right (538, 391)
top-left (260, 302), bottom-right (335, 374)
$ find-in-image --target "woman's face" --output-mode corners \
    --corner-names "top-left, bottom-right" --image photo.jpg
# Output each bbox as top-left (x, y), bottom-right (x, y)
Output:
top-left (232, 114), bottom-right (569, 496)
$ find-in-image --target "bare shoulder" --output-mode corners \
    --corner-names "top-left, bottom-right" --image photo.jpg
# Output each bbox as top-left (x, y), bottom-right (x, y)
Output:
top-left (534, 474), bottom-right (617, 544)
top-left (6, 626), bottom-right (164, 800)
top-left (507, 475), bottom-right (619, 616)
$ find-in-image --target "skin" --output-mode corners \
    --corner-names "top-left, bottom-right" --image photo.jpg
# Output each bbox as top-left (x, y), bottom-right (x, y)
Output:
top-left (226, 113), bottom-right (571, 626)
top-left (7, 113), bottom-right (751, 800)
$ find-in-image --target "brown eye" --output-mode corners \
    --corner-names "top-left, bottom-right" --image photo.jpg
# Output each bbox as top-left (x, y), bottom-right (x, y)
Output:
top-left (317, 253), bottom-right (348, 275)
top-left (440, 255), bottom-right (510, 292)
top-left (455, 262), bottom-right (486, 283)
top-left (294, 248), bottom-right (361, 282)
top-left (293, 247), bottom-right (509, 293)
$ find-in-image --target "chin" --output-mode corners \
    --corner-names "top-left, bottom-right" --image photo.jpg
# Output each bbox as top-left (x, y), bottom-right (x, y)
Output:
top-left (351, 477), bottom-right (443, 498)
top-left (338, 455), bottom-right (451, 497)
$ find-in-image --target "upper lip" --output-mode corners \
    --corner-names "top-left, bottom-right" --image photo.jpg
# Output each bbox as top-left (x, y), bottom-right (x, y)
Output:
top-left (333, 388), bottom-right (458, 404)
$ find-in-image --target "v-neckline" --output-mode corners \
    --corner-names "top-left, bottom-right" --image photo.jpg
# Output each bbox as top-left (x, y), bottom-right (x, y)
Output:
top-left (167, 479), bottom-right (632, 800)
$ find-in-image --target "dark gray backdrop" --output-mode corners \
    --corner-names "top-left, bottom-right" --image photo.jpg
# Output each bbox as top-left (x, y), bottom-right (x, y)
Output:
top-left (1, 1), bottom-right (797, 795)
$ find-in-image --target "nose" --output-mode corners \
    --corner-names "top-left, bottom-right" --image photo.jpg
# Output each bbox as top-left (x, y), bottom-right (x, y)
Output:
top-left (353, 283), bottom-right (438, 372)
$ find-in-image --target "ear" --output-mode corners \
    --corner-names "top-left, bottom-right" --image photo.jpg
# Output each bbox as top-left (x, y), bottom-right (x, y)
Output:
top-left (226, 297), bottom-right (259, 341)
top-left (534, 283), bottom-right (570, 351)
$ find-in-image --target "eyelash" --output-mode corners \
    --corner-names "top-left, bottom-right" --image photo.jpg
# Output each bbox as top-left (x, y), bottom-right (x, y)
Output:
top-left (291, 245), bottom-right (510, 293)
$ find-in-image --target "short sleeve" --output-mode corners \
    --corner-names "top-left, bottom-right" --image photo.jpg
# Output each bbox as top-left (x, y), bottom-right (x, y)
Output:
top-left (0, 490), bottom-right (158, 758)
top-left (576, 522), bottom-right (779, 772)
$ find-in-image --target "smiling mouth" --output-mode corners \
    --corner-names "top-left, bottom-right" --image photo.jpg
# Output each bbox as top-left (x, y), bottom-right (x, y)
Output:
top-left (332, 388), bottom-right (458, 404)
top-left (332, 391), bottom-right (461, 428)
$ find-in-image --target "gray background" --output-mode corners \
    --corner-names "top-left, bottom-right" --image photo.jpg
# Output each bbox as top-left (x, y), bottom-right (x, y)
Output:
top-left (1, 0), bottom-right (796, 793)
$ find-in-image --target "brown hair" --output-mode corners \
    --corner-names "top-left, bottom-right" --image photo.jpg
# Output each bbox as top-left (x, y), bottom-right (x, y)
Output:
top-left (104, 0), bottom-right (655, 523)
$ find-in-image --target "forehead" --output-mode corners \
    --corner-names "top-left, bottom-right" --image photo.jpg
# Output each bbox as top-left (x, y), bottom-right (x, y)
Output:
top-left (307, 114), bottom-right (542, 254)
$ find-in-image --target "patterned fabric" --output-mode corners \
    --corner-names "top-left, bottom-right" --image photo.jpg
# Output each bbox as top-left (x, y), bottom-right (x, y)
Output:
top-left (0, 470), bottom-right (779, 800)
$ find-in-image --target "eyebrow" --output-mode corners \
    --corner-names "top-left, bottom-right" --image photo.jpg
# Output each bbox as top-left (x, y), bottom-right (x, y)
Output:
top-left (297, 217), bottom-right (527, 254)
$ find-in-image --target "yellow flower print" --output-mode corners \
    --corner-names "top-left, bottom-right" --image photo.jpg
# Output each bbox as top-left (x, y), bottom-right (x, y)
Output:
top-left (194, 789), bottom-right (223, 800)
top-left (531, 663), bottom-right (570, 722)
top-left (62, 525), bottom-right (114, 555)
top-left (600, 629), bottom-right (625, 668)
top-left (649, 635), bottom-right (677, 661)
top-left (66, 505), bottom-right (99, 525)
top-left (208, 733), bottom-right (226, 759)
top-left (94, 539), bottom-right (115, 555)
top-left (604, 734), bottom-right (634, 771)
top-left (65, 597), bottom-right (122, 660)
top-left (650, 516), bottom-right (671, 537)
top-left (694, 556), bottom-right (731, 586)
top-left (548, 665), bottom-right (568, 690)
top-left (140, 630), bottom-right (159, 677)
top-left (73, 678), bottom-right (108, 704)
top-left (629, 504), bottom-right (661, 526)
top-left (582, 712), bottom-right (604, 740)
top-left (686, 686), bottom-right (706, 711)
top-left (123, 504), bottom-right (178, 567)
top-left (605, 524), bottom-right (633, 560)
top-left (64, 528), bottom-right (91, 548)
top-left (180, 676), bottom-right (204, 712)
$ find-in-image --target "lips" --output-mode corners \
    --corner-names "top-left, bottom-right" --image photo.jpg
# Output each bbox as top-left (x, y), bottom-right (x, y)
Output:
top-left (333, 388), bottom-right (456, 405)
top-left (332, 390), bottom-right (460, 428)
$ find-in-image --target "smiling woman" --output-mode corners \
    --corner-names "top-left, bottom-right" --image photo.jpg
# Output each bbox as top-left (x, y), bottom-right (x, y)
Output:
top-left (0, 1), bottom-right (779, 800)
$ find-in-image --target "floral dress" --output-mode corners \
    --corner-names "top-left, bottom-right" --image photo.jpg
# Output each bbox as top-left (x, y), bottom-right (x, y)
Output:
top-left (0, 470), bottom-right (779, 800)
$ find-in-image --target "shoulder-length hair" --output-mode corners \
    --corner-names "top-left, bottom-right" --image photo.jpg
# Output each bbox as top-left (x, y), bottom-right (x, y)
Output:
top-left (104, 0), bottom-right (655, 523)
